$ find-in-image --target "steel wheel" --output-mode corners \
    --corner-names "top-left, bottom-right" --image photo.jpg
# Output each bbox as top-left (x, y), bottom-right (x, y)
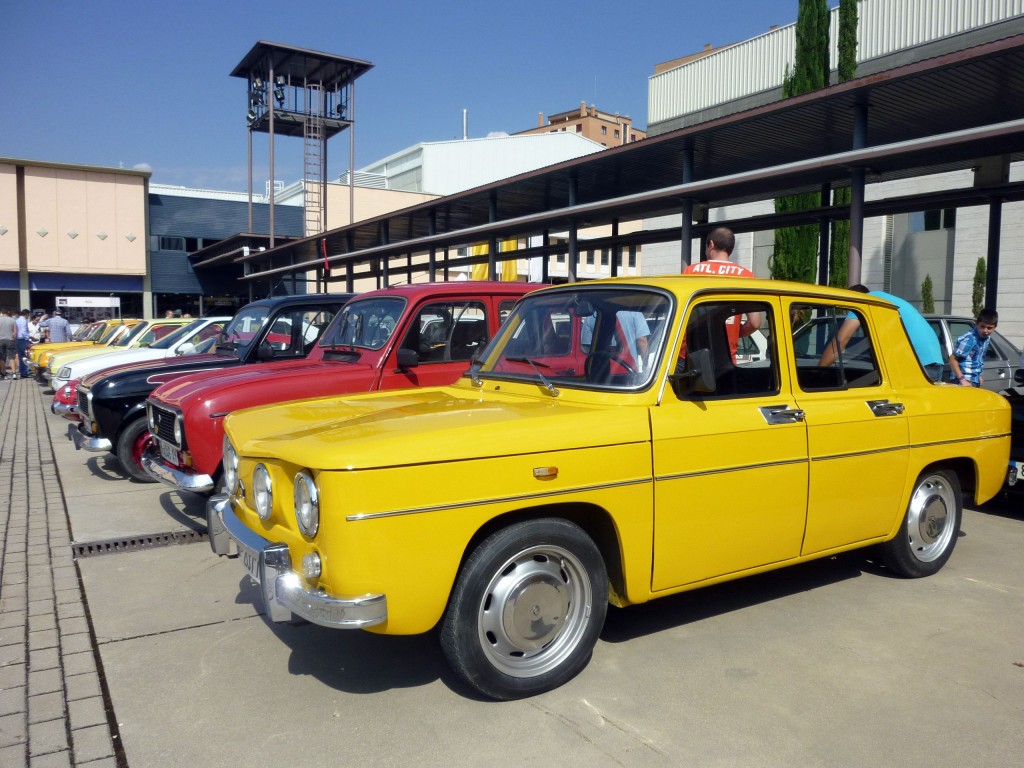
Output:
top-left (879, 469), bottom-right (961, 577)
top-left (476, 543), bottom-right (592, 678)
top-left (441, 519), bottom-right (608, 700)
top-left (116, 416), bottom-right (158, 483)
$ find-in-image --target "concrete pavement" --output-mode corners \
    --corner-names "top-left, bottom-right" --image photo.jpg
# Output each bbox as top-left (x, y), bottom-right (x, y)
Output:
top-left (1, 376), bottom-right (1023, 767)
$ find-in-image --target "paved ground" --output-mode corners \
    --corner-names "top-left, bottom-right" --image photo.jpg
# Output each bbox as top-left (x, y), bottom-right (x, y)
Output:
top-left (1, 376), bottom-right (1022, 767)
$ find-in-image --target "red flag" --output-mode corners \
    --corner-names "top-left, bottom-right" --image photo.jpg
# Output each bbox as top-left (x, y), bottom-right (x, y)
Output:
top-left (322, 239), bottom-right (330, 275)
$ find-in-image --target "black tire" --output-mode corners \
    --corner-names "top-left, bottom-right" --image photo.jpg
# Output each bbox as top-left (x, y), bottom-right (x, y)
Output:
top-left (879, 469), bottom-right (961, 578)
top-left (116, 416), bottom-right (158, 483)
top-left (440, 518), bottom-right (608, 700)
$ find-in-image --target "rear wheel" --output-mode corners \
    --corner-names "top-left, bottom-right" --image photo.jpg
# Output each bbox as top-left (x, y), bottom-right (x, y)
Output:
top-left (879, 469), bottom-right (961, 577)
top-left (440, 518), bottom-right (608, 700)
top-left (116, 416), bottom-right (157, 483)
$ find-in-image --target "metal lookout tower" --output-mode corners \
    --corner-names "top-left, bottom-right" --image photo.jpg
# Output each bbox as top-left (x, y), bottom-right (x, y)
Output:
top-left (231, 41), bottom-right (373, 245)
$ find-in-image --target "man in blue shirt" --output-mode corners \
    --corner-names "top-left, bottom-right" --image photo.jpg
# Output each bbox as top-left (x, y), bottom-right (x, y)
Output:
top-left (949, 308), bottom-right (998, 387)
top-left (819, 286), bottom-right (945, 382)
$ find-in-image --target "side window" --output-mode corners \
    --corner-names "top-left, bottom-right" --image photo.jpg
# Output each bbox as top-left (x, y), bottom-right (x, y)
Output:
top-left (791, 304), bottom-right (881, 390)
top-left (498, 300), bottom-right (517, 323)
top-left (678, 301), bottom-right (776, 398)
top-left (266, 309), bottom-right (335, 356)
top-left (401, 301), bottom-right (487, 363)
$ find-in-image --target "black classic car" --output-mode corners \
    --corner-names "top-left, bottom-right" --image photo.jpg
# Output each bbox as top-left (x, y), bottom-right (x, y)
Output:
top-left (70, 293), bottom-right (353, 481)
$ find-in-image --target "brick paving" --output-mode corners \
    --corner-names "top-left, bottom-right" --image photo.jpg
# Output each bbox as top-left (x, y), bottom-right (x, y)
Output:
top-left (0, 379), bottom-right (120, 768)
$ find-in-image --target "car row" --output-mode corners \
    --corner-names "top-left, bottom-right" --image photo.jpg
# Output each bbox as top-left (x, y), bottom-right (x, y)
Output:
top-left (44, 277), bottom-right (1012, 700)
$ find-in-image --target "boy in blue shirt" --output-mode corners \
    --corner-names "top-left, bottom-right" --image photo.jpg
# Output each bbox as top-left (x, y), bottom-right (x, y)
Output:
top-left (949, 308), bottom-right (998, 387)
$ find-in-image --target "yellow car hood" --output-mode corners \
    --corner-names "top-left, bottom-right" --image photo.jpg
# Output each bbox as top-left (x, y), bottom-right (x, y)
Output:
top-left (226, 386), bottom-right (650, 470)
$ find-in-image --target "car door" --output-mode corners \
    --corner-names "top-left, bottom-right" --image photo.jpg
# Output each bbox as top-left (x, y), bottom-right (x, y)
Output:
top-left (650, 295), bottom-right (808, 591)
top-left (382, 299), bottom-right (493, 389)
top-left (788, 300), bottom-right (910, 555)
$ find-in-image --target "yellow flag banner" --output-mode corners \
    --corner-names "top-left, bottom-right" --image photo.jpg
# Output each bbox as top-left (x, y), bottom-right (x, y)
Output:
top-left (470, 240), bottom-right (520, 281)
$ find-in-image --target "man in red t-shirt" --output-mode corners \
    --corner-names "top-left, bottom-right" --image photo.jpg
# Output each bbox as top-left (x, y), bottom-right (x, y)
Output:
top-left (683, 227), bottom-right (761, 357)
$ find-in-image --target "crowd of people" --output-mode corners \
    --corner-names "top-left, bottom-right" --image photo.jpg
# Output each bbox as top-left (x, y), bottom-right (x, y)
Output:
top-left (0, 308), bottom-right (68, 379)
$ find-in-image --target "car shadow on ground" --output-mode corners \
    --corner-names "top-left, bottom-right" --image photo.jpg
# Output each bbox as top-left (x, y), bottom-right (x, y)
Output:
top-left (976, 494), bottom-right (1023, 520)
top-left (154, 489), bottom-right (210, 530)
top-left (601, 551), bottom-right (869, 644)
top-left (219, 550), bottom-right (878, 700)
top-left (83, 453), bottom-right (138, 482)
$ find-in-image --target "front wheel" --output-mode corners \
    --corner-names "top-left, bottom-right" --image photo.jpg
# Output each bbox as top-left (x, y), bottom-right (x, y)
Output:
top-left (878, 469), bottom-right (961, 577)
top-left (440, 519), bottom-right (608, 700)
top-left (116, 416), bottom-right (158, 483)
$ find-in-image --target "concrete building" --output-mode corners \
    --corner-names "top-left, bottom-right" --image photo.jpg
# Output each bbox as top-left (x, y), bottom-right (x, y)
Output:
top-left (642, 0), bottom-right (1024, 340)
top-left (516, 102), bottom-right (645, 147)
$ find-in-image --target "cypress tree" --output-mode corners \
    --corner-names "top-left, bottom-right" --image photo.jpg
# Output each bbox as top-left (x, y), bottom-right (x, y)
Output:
top-left (771, 0), bottom-right (831, 284)
top-left (829, 0), bottom-right (859, 287)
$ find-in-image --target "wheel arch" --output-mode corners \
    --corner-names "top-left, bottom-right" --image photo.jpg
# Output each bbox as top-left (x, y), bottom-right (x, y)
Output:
top-left (459, 502), bottom-right (626, 606)
top-left (917, 457), bottom-right (976, 503)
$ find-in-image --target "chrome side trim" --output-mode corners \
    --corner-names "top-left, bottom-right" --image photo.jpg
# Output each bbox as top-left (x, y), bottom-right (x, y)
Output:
top-left (346, 476), bottom-right (653, 521)
top-left (912, 433), bottom-right (1011, 450)
top-left (811, 445), bottom-right (908, 462)
top-left (656, 457), bottom-right (809, 483)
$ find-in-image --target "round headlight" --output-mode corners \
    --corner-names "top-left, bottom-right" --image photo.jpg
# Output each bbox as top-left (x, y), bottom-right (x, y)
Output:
top-left (294, 471), bottom-right (319, 537)
top-left (222, 437), bottom-right (238, 493)
top-left (253, 464), bottom-right (273, 520)
top-left (173, 415), bottom-right (183, 445)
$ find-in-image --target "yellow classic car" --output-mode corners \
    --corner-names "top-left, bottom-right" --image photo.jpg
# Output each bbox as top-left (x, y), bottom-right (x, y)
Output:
top-left (209, 276), bottom-right (1010, 700)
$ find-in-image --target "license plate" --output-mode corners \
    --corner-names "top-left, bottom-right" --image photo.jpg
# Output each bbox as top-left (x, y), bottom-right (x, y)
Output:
top-left (241, 547), bottom-right (262, 584)
top-left (158, 438), bottom-right (178, 465)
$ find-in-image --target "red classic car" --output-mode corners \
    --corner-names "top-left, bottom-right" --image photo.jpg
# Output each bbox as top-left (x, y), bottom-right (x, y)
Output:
top-left (143, 281), bottom-right (536, 494)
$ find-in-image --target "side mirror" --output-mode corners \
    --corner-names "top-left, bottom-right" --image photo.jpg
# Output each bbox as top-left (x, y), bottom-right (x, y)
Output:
top-left (175, 343), bottom-right (195, 357)
top-left (257, 342), bottom-right (275, 361)
top-left (396, 348), bottom-right (419, 369)
top-left (1015, 368), bottom-right (1024, 386)
top-left (669, 347), bottom-right (716, 397)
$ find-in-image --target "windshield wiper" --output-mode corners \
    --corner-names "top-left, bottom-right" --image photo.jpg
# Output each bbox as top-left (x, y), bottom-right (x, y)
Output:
top-left (506, 356), bottom-right (559, 397)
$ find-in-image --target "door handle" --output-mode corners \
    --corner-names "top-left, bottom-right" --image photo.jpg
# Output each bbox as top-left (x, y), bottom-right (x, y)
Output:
top-left (759, 405), bottom-right (806, 424)
top-left (867, 399), bottom-right (905, 417)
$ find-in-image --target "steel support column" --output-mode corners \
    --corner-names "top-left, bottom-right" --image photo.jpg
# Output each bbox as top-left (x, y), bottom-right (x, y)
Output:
top-left (818, 182), bottom-right (831, 286)
top-left (680, 148), bottom-right (694, 269)
top-left (986, 196), bottom-right (1002, 310)
top-left (848, 103), bottom-right (868, 286)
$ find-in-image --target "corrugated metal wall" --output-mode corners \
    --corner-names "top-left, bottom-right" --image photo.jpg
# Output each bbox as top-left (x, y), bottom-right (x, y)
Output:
top-left (648, 0), bottom-right (1024, 126)
top-left (148, 193), bottom-right (303, 294)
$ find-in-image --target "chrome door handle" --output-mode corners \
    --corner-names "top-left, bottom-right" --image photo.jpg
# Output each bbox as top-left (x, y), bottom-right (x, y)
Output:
top-left (867, 399), bottom-right (905, 416)
top-left (759, 405), bottom-right (806, 424)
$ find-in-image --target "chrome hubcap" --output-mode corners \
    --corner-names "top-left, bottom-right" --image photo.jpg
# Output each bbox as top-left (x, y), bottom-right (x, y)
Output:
top-left (907, 476), bottom-right (955, 562)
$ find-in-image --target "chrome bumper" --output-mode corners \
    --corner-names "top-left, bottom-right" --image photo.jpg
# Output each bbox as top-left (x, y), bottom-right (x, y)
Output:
top-left (207, 493), bottom-right (387, 629)
top-left (52, 401), bottom-right (77, 417)
top-left (141, 448), bottom-right (215, 493)
top-left (69, 423), bottom-right (112, 452)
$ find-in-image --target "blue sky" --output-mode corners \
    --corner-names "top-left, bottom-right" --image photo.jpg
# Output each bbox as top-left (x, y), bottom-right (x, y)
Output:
top-left (2, 1), bottom-right (813, 190)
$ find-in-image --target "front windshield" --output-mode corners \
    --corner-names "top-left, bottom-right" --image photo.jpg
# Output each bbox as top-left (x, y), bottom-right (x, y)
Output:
top-left (149, 319), bottom-right (206, 350)
top-left (213, 306), bottom-right (271, 357)
top-left (320, 297), bottom-right (405, 350)
top-left (481, 287), bottom-right (672, 390)
top-left (111, 322), bottom-right (152, 348)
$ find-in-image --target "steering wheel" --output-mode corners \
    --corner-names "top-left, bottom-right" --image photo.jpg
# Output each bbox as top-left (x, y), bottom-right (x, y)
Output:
top-left (588, 351), bottom-right (637, 380)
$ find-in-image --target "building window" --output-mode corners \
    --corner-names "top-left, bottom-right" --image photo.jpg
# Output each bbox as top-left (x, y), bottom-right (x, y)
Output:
top-left (909, 208), bottom-right (956, 232)
top-left (575, 124), bottom-right (582, 133)
top-left (601, 126), bottom-right (607, 135)
top-left (555, 252), bottom-right (566, 263)
top-left (586, 250), bottom-right (595, 266)
top-left (159, 236), bottom-right (185, 251)
top-left (614, 129), bottom-right (620, 139)
top-left (628, 245), bottom-right (637, 268)
top-left (600, 248), bottom-right (609, 267)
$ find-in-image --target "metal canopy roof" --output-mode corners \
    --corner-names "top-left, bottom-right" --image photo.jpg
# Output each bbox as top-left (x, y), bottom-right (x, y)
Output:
top-left (230, 41), bottom-right (373, 88)
top-left (233, 33), bottom-right (1024, 283)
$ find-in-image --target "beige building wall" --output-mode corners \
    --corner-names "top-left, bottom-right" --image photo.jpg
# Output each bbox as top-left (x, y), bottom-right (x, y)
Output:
top-left (1, 160), bottom-right (149, 276)
top-left (324, 184), bottom-right (438, 229)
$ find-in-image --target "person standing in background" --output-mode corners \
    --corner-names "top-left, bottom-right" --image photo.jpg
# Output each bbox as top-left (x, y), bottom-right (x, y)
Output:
top-left (0, 308), bottom-right (17, 379)
top-left (15, 309), bottom-right (31, 378)
top-left (41, 308), bottom-right (71, 343)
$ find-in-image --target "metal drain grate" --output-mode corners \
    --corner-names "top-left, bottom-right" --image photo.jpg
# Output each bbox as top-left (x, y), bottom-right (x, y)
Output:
top-left (73, 529), bottom-right (208, 558)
